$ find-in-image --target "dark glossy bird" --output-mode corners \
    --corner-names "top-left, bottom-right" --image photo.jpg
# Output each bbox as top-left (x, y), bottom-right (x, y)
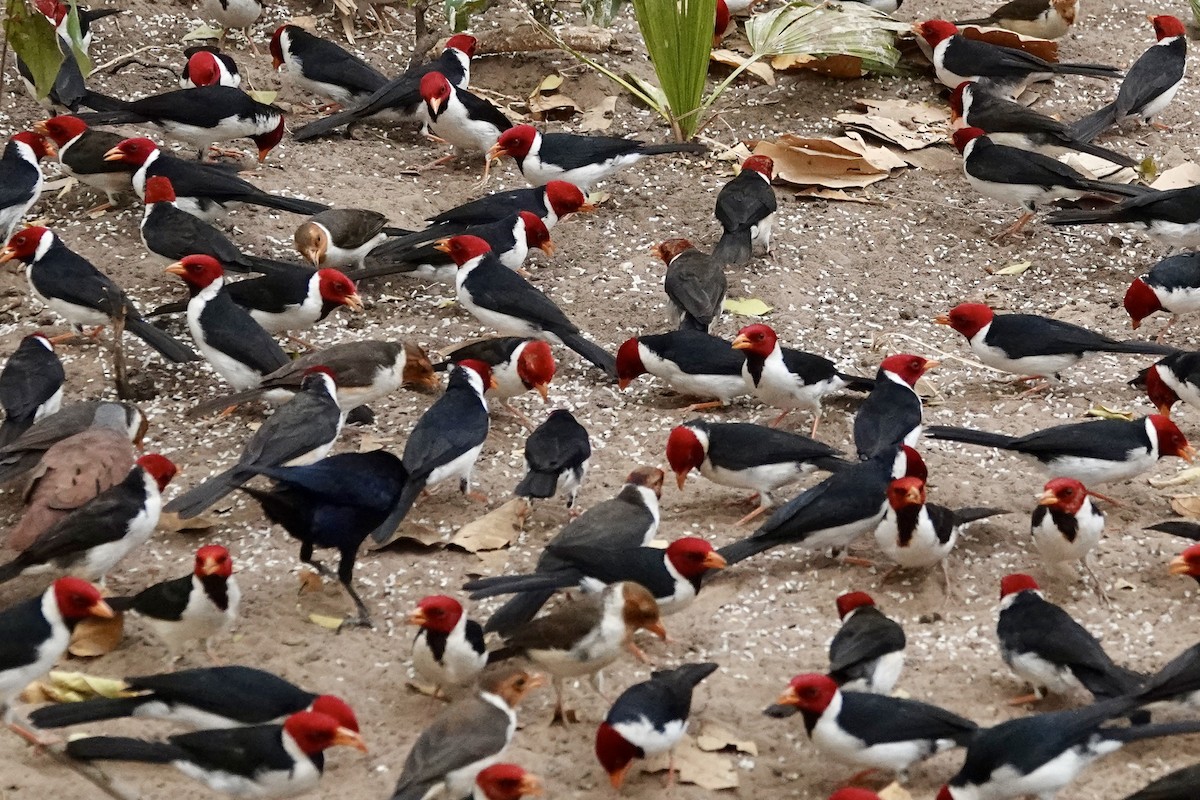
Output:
top-left (0, 333), bottom-right (64, 447)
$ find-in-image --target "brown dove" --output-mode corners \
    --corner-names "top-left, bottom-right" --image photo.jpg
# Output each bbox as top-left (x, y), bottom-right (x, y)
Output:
top-left (7, 427), bottom-right (135, 552)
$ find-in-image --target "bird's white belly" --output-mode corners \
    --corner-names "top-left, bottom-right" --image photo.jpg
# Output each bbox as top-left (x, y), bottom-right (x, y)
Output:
top-left (1007, 650), bottom-right (1081, 695)
top-left (971, 340), bottom-right (1080, 377)
top-left (641, 349), bottom-right (746, 402)
top-left (613, 716), bottom-right (686, 758)
top-left (1043, 450), bottom-right (1154, 485)
top-left (426, 443), bottom-right (484, 490)
top-left (811, 713), bottom-right (927, 771)
top-left (702, 460), bottom-right (805, 496)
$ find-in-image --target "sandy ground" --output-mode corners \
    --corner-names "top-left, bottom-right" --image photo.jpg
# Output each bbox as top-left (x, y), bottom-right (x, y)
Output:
top-left (1, 0), bottom-right (1200, 797)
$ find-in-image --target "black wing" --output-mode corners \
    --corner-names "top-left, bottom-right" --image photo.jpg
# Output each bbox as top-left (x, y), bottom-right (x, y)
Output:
top-left (539, 133), bottom-right (643, 171)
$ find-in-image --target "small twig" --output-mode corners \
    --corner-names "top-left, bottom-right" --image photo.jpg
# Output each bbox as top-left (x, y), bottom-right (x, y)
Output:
top-left (872, 331), bottom-right (1008, 375)
top-left (88, 45), bottom-right (161, 76)
top-left (111, 301), bottom-right (131, 400)
top-left (0, 31), bottom-right (9, 107)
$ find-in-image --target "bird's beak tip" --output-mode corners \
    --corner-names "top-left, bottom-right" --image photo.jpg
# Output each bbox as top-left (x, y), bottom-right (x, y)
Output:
top-left (91, 600), bottom-right (115, 619)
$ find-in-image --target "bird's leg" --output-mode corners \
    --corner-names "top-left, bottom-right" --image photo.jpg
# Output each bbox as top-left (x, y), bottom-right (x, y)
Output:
top-left (735, 503), bottom-right (771, 527)
top-left (992, 212), bottom-right (1035, 241)
top-left (625, 639), bottom-right (654, 665)
top-left (1152, 121), bottom-right (1172, 132)
top-left (1083, 553), bottom-right (1111, 606)
top-left (1007, 688), bottom-right (1044, 706)
top-left (500, 400), bottom-right (536, 431)
top-left (587, 670), bottom-right (611, 703)
top-left (682, 399), bottom-right (722, 413)
top-left (7, 720), bottom-right (60, 748)
top-left (315, 102), bottom-right (344, 113)
top-left (85, 200), bottom-right (113, 216)
top-left (460, 477), bottom-right (488, 504)
top-left (243, 28), bottom-right (259, 55)
top-left (1017, 381), bottom-right (1051, 398)
top-left (338, 554), bottom-right (374, 628)
top-left (768, 409), bottom-right (791, 428)
top-left (549, 677), bottom-right (577, 725)
top-left (879, 564), bottom-right (903, 583)
top-left (473, 156), bottom-right (493, 191)
top-left (205, 637), bottom-right (224, 665)
top-left (208, 145), bottom-right (248, 161)
top-left (726, 492), bottom-right (761, 508)
top-left (809, 409), bottom-right (822, 438)
top-left (1156, 315), bottom-right (1178, 343)
top-left (286, 335), bottom-right (319, 352)
top-left (664, 749), bottom-right (678, 790)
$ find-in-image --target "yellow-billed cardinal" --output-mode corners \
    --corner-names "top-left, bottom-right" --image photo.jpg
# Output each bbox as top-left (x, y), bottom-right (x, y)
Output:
top-left (0, 400), bottom-right (145, 487)
top-left (159, 266), bottom-right (361, 338)
top-left (200, 0), bottom-right (263, 47)
top-left (408, 594), bottom-right (487, 698)
top-left (0, 454), bottom-right (175, 584)
top-left (766, 673), bottom-right (977, 779)
top-left (270, 25), bottom-right (387, 109)
top-left (618, 329), bottom-right (751, 410)
top-left (0, 333), bottom-right (63, 447)
top-left (667, 418), bottom-right (849, 525)
top-left (392, 181), bottom-right (590, 251)
top-left (421, 71), bottom-right (512, 182)
top-left (1032, 478), bottom-right (1109, 588)
top-left (0, 577), bottom-right (112, 722)
top-left (937, 697), bottom-right (1200, 800)
top-left (926, 414), bottom-right (1194, 485)
top-left (952, 127), bottom-right (1147, 238)
top-left (596, 662), bottom-right (718, 790)
top-left (1169, 542), bottom-right (1200, 581)
top-left (732, 323), bottom-right (876, 435)
top-left (488, 125), bottom-right (706, 191)
top-left (293, 34), bottom-right (476, 141)
top-left (483, 466), bottom-right (663, 634)
top-left (165, 367), bottom-right (344, 518)
top-left (109, 544), bottom-right (239, 661)
top-left (294, 209), bottom-right (393, 269)
top-left (853, 354), bottom-right (937, 459)
top-left (937, 302), bottom-right (1175, 391)
top-left (369, 360), bottom-right (495, 542)
top-left (1070, 15), bottom-right (1187, 142)
top-left (949, 81), bottom-right (1136, 167)
top-left (9, 424), bottom-right (133, 552)
top-left (718, 446), bottom-right (922, 566)
top-left (29, 666), bottom-right (356, 731)
top-left (0, 132), bottom-right (52, 241)
top-left (66, 708), bottom-right (367, 797)
top-left (166, 254), bottom-right (290, 390)
top-left (77, 85), bottom-right (285, 161)
top-left (181, 47), bottom-right (241, 89)
top-left (436, 338), bottom-right (556, 423)
top-left (655, 237), bottom-right (726, 332)
top-left (0, 226), bottom-right (198, 363)
top-left (107, 137), bottom-right (328, 221)
top-left (828, 591), bottom-right (906, 694)
top-left (34, 116), bottom-right (133, 212)
top-left (514, 408), bottom-right (590, 508)
top-left (474, 764), bottom-right (543, 800)
top-left (440, 235), bottom-right (617, 378)
top-left (1046, 183), bottom-right (1200, 248)
top-left (713, 154), bottom-right (777, 267)
top-left (954, 0), bottom-right (1077, 38)
top-left (489, 582), bottom-right (666, 724)
top-left (352, 211), bottom-right (552, 284)
top-left (189, 339), bottom-right (429, 419)
top-left (875, 476), bottom-right (1006, 587)
top-left (34, 0), bottom-right (120, 55)
top-left (1143, 352), bottom-right (1200, 417)
top-left (466, 536), bottom-right (725, 619)
top-left (1125, 253), bottom-right (1200, 338)
top-left (1124, 763), bottom-right (1200, 800)
top-left (142, 178), bottom-right (310, 276)
top-left (997, 573), bottom-right (1144, 704)
top-left (389, 668), bottom-right (541, 799)
top-left (241, 450), bottom-right (409, 628)
top-left (914, 19), bottom-right (1121, 94)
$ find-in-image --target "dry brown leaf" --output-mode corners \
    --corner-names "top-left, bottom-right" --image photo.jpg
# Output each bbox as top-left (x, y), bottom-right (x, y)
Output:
top-left (695, 720), bottom-right (757, 756)
top-left (710, 50), bottom-right (775, 85)
top-left (528, 74), bottom-right (579, 120)
top-left (1058, 153), bottom-right (1136, 183)
top-left (754, 133), bottom-right (906, 189)
top-left (642, 734), bottom-right (738, 790)
top-left (836, 98), bottom-right (950, 151)
top-left (960, 25), bottom-right (1057, 61)
top-left (771, 53), bottom-right (865, 78)
top-left (298, 570), bottom-right (324, 594)
top-left (158, 511), bottom-right (216, 533)
top-left (580, 96), bottom-right (617, 132)
top-left (450, 498), bottom-right (525, 553)
top-left (1151, 161), bottom-right (1200, 190)
top-left (373, 523), bottom-right (445, 550)
top-left (357, 433), bottom-right (387, 453)
top-left (1170, 495), bottom-right (1200, 518)
top-left (69, 613), bottom-right (124, 657)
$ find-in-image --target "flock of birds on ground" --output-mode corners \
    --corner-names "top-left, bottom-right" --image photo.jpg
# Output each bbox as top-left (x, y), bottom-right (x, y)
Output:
top-left (6, 0), bottom-right (1200, 798)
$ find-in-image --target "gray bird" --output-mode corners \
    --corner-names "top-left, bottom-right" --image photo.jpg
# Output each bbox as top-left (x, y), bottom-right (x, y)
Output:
top-left (0, 401), bottom-right (144, 486)
top-left (655, 238), bottom-right (727, 333)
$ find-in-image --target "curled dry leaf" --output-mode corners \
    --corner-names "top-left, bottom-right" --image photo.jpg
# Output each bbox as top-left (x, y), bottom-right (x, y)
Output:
top-left (528, 74), bottom-right (579, 120)
top-left (642, 734), bottom-right (738, 790)
top-left (990, 260), bottom-right (1032, 275)
top-left (695, 720), bottom-right (757, 756)
top-left (836, 97), bottom-right (950, 151)
top-left (22, 671), bottom-right (134, 704)
top-left (959, 25), bottom-right (1057, 61)
top-left (580, 96), bottom-right (618, 132)
top-left (1150, 466), bottom-right (1200, 488)
top-left (1058, 153), bottom-right (1136, 183)
top-left (158, 510), bottom-right (216, 533)
top-left (298, 570), bottom-right (324, 594)
top-left (772, 53), bottom-right (868, 78)
top-left (450, 498), bottom-right (526, 553)
top-left (1084, 405), bottom-right (1135, 421)
top-left (1170, 495), bottom-right (1200, 518)
top-left (309, 613), bottom-right (345, 630)
top-left (68, 613), bottom-right (125, 658)
top-left (1151, 161), bottom-right (1200, 190)
top-left (182, 24), bottom-right (224, 42)
top-left (753, 133), bottom-right (906, 190)
top-left (245, 90), bottom-right (279, 105)
top-left (710, 50), bottom-right (775, 85)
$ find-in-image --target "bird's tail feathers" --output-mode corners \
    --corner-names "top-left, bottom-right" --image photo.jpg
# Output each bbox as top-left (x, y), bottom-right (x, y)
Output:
top-left (924, 425), bottom-right (1019, 450)
top-left (125, 316), bottom-right (199, 363)
top-left (1068, 103), bottom-right (1120, 144)
top-left (29, 696), bottom-right (145, 729)
top-left (837, 372), bottom-right (876, 393)
top-left (1056, 64), bottom-right (1123, 80)
top-left (0, 559), bottom-right (25, 584)
top-left (1104, 719), bottom-right (1200, 743)
top-left (484, 591), bottom-right (555, 634)
top-left (186, 388), bottom-right (268, 418)
top-left (711, 230), bottom-right (752, 268)
top-left (637, 142), bottom-right (708, 157)
top-left (66, 735), bottom-right (183, 763)
top-left (163, 466), bottom-right (243, 519)
top-left (558, 332), bottom-right (617, 379)
top-left (716, 535), bottom-right (776, 566)
top-left (514, 470), bottom-right (560, 499)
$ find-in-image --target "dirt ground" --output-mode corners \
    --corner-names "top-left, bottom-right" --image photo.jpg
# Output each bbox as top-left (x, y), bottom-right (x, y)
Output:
top-left (1, 0), bottom-right (1200, 797)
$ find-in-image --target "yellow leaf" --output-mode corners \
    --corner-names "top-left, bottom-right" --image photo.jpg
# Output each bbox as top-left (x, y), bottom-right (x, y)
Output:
top-left (246, 90), bottom-right (278, 105)
top-left (710, 49), bottom-right (775, 86)
top-left (879, 783), bottom-right (914, 800)
top-left (182, 24), bottom-right (223, 41)
top-left (309, 614), bottom-right (344, 630)
top-left (587, 191), bottom-right (611, 207)
top-left (992, 261), bottom-right (1032, 275)
top-left (1150, 466), bottom-right (1200, 488)
top-left (1085, 405), bottom-right (1134, 421)
top-left (723, 297), bottom-right (773, 317)
top-left (536, 74), bottom-right (563, 92)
